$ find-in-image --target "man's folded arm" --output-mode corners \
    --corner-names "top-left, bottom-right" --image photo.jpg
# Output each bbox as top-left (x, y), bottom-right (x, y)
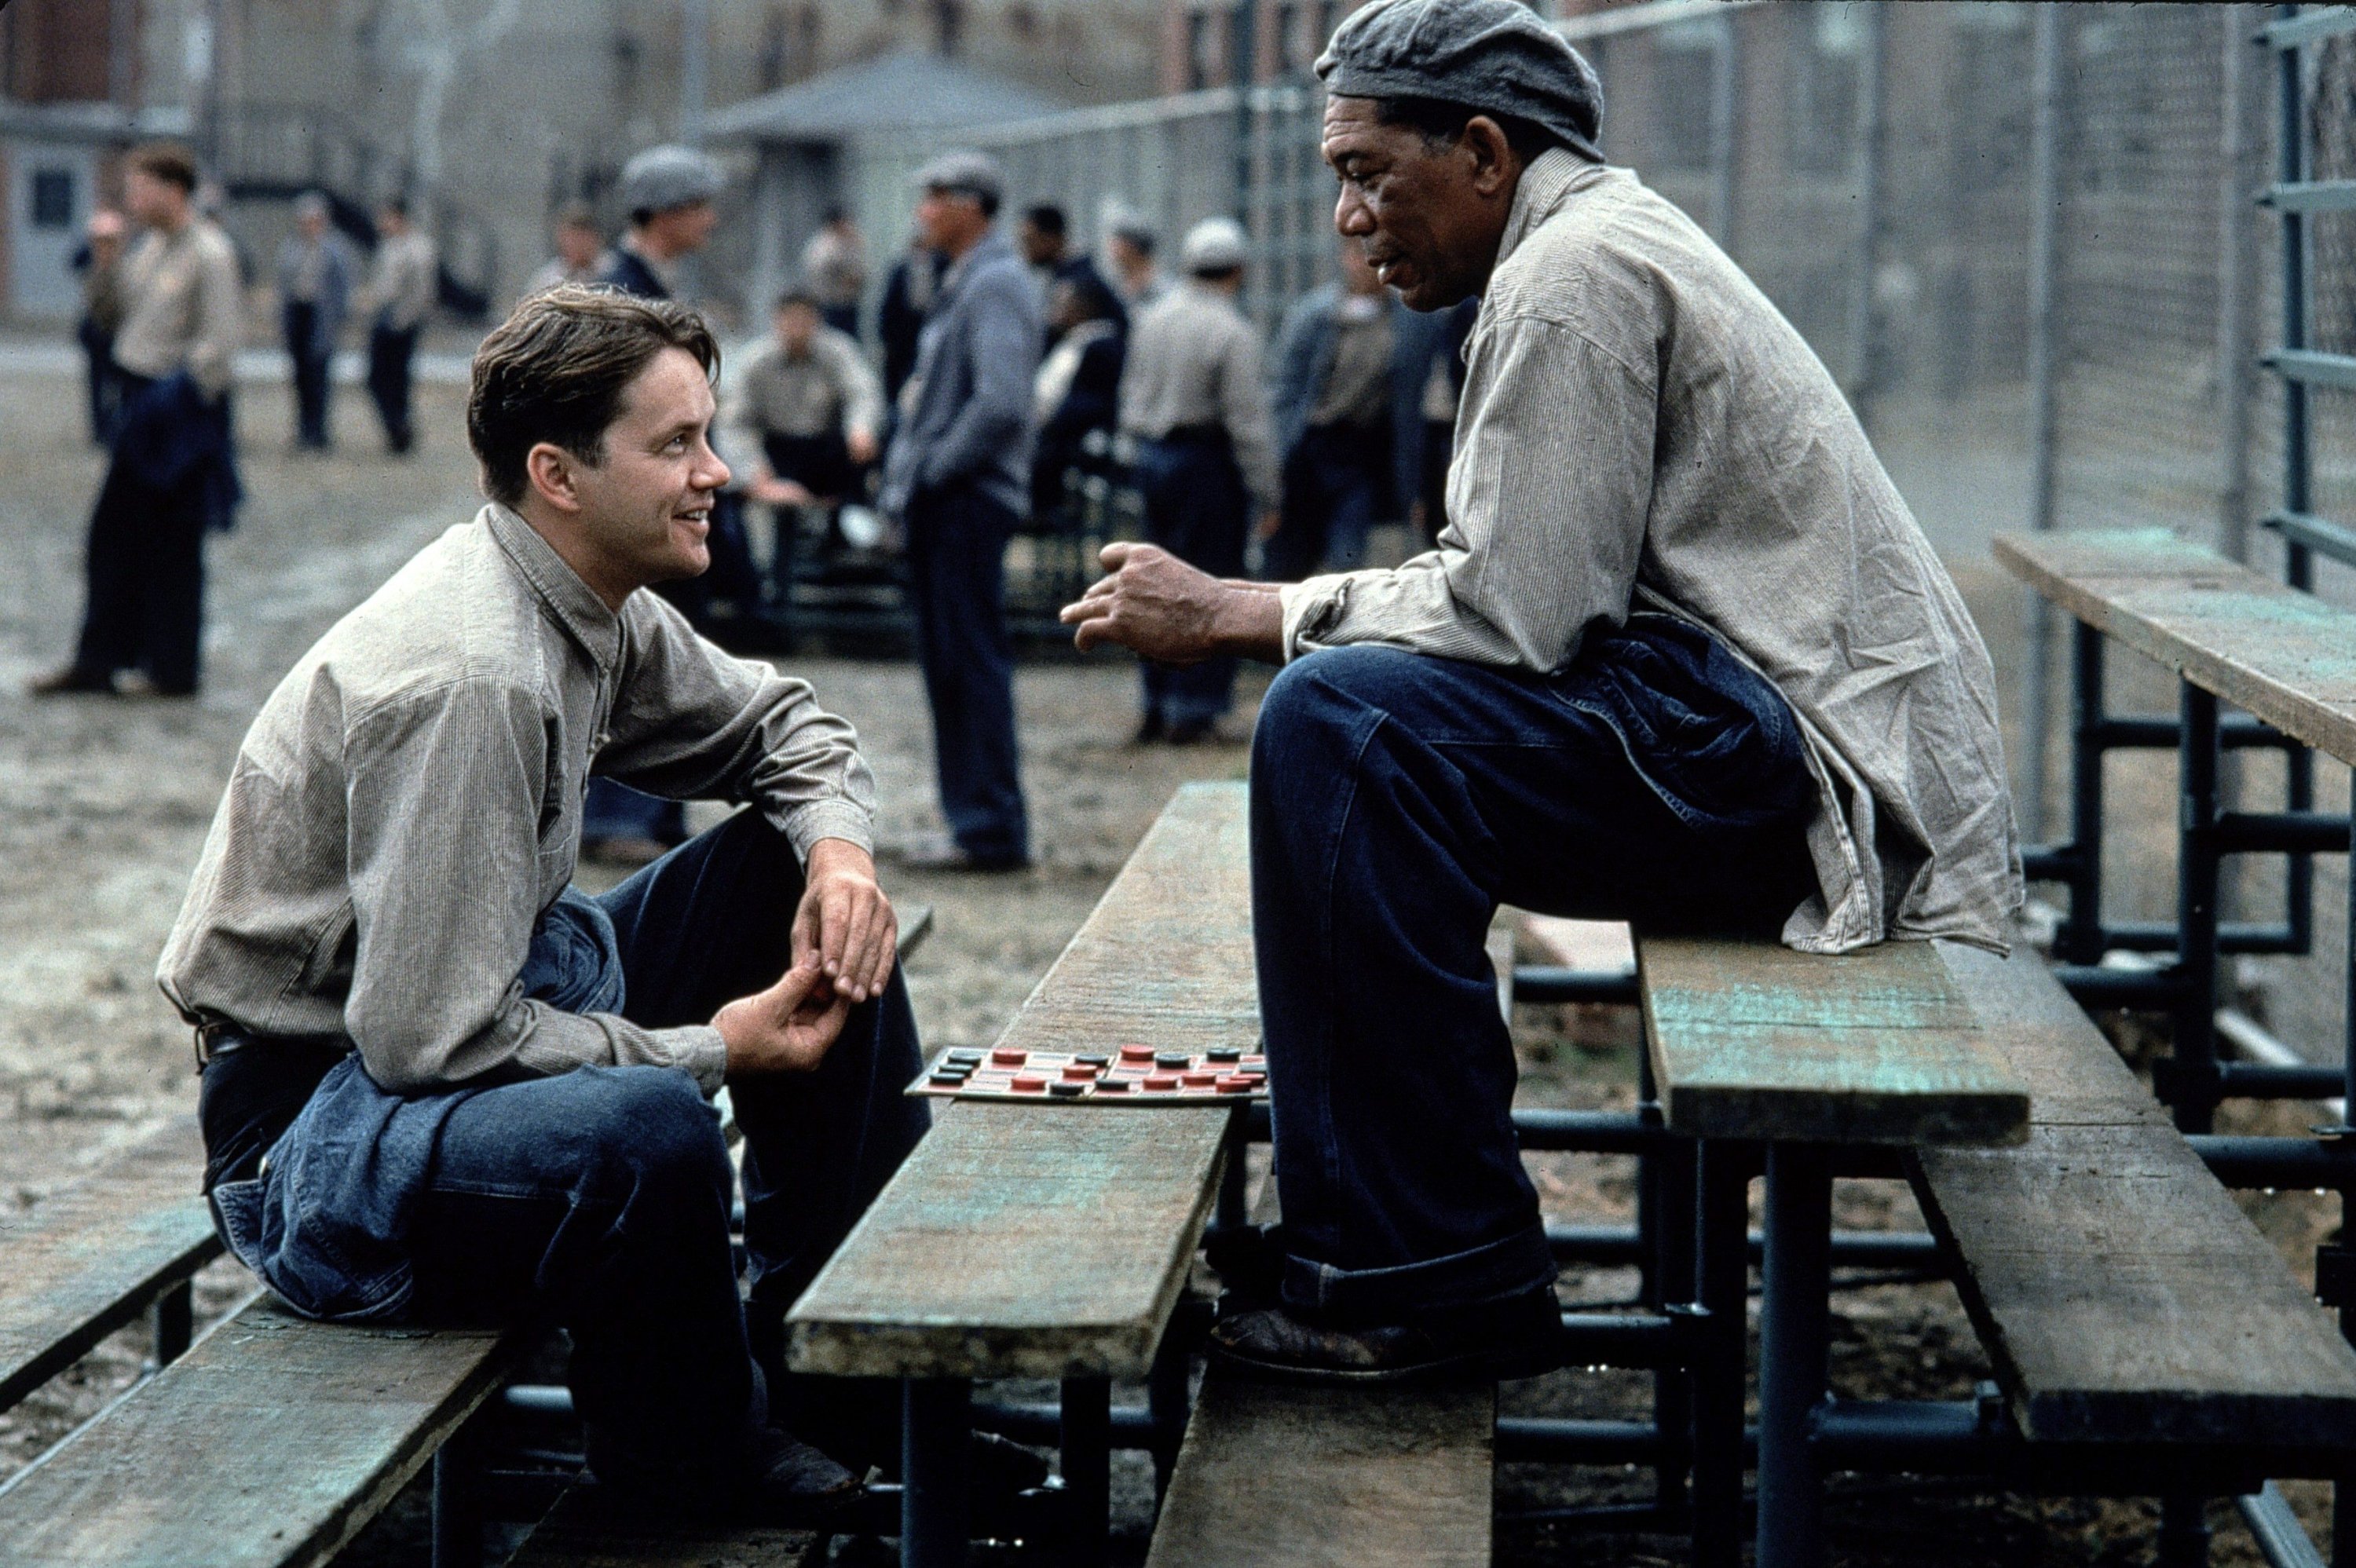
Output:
top-left (594, 598), bottom-right (877, 861)
top-left (1279, 313), bottom-right (1655, 672)
top-left (342, 678), bottom-right (727, 1095)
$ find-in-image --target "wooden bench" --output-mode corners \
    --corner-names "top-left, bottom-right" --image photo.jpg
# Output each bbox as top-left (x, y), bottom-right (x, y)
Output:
top-left (1137, 919), bottom-right (1518, 1568)
top-left (0, 910), bottom-right (934, 1568)
top-left (781, 784), bottom-right (1251, 1564)
top-left (1644, 930), bottom-right (2356, 1567)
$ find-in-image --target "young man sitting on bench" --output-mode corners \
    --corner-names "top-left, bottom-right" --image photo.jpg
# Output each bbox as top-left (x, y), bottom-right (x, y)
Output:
top-left (1063, 0), bottom-right (2024, 1382)
top-left (156, 287), bottom-right (1023, 1512)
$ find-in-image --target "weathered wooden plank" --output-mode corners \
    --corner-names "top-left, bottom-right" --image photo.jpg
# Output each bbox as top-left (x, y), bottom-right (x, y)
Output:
top-left (1638, 937), bottom-right (2028, 1146)
top-left (1913, 945), bottom-right (2356, 1446)
top-left (503, 1486), bottom-right (822, 1568)
top-left (0, 1296), bottom-right (514, 1568)
top-left (788, 782), bottom-right (1257, 1380)
top-left (0, 1118), bottom-right (220, 1415)
top-left (1142, 1367), bottom-right (1493, 1568)
top-left (1996, 528), bottom-right (2356, 762)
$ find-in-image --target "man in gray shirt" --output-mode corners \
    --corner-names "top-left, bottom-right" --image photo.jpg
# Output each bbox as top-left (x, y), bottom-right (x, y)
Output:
top-left (1065, 0), bottom-right (2020, 1382)
top-left (159, 286), bottom-right (938, 1511)
top-left (877, 151), bottom-right (1041, 870)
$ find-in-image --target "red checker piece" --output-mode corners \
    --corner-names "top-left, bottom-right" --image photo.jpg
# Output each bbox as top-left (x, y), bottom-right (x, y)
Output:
top-left (992, 1048), bottom-right (1027, 1066)
top-left (1216, 1074), bottom-right (1257, 1092)
top-left (1142, 1073), bottom-right (1180, 1091)
top-left (1181, 1071), bottom-right (1220, 1088)
top-left (1062, 1065), bottom-right (1098, 1082)
top-left (1011, 1074), bottom-right (1048, 1093)
top-left (1118, 1044), bottom-right (1158, 1064)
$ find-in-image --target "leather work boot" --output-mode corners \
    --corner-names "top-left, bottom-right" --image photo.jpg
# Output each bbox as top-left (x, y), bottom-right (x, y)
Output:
top-left (737, 1425), bottom-right (864, 1519)
top-left (1209, 1285), bottom-right (1566, 1385)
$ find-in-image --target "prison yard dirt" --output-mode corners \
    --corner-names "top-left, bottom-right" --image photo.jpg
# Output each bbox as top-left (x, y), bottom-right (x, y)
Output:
top-left (0, 361), bottom-right (2333, 1563)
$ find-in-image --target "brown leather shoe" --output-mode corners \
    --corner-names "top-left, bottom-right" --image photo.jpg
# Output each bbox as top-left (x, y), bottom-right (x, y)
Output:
top-left (1209, 1288), bottom-right (1566, 1385)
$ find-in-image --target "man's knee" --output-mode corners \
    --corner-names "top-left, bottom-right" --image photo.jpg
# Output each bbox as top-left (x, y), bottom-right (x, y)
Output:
top-left (1256, 645), bottom-right (1425, 762)
top-left (577, 1067), bottom-right (730, 1203)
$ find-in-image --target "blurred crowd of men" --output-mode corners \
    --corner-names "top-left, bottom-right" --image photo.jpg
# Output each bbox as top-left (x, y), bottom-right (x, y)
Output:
top-left (42, 133), bottom-right (1470, 878)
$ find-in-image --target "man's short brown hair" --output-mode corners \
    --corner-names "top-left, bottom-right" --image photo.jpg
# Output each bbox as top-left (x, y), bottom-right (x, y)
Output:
top-left (127, 142), bottom-right (199, 193)
top-left (466, 285), bottom-right (719, 508)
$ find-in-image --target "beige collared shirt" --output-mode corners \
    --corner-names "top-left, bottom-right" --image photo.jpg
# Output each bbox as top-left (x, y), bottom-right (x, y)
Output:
top-left (1279, 150), bottom-right (2022, 954)
top-left (723, 326), bottom-right (885, 451)
top-left (369, 229), bottom-right (438, 331)
top-left (1119, 281), bottom-right (1282, 510)
top-left (111, 217), bottom-right (243, 397)
top-left (158, 504), bottom-right (876, 1095)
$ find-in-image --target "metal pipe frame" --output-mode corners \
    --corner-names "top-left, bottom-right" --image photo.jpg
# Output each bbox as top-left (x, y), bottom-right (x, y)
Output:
top-left (1755, 1143), bottom-right (1834, 1568)
top-left (902, 1377), bottom-right (974, 1568)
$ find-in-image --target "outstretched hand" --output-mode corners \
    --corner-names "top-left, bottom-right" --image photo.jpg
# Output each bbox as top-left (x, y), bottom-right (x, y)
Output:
top-left (1059, 543), bottom-right (1286, 665)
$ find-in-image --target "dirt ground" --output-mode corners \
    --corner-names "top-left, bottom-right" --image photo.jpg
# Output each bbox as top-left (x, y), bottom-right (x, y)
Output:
top-left (0, 357), bottom-right (2340, 1563)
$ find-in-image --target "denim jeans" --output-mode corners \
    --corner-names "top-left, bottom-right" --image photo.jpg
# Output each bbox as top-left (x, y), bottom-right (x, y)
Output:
top-left (905, 484), bottom-right (1028, 861)
top-left (205, 808), bottom-right (929, 1495)
top-left (1133, 432), bottom-right (1248, 729)
top-left (1249, 620), bottom-right (1819, 1323)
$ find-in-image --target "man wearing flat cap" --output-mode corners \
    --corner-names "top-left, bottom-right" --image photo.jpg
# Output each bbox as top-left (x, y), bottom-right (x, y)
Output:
top-left (1066, 0), bottom-right (2020, 1381)
top-left (878, 150), bottom-right (1042, 871)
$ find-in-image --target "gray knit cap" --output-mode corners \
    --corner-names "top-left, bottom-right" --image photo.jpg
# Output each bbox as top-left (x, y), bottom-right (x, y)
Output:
top-left (619, 144), bottom-right (725, 217)
top-left (1315, 0), bottom-right (1604, 163)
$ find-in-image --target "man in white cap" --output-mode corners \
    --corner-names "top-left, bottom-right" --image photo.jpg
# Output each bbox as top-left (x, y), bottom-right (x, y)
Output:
top-left (1114, 216), bottom-right (1278, 744)
top-left (876, 149), bottom-right (1041, 872)
top-left (1065, 0), bottom-right (2019, 1382)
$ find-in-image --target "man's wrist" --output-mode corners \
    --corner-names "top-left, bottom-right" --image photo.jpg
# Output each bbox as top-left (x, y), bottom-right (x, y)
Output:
top-left (1209, 583), bottom-right (1286, 663)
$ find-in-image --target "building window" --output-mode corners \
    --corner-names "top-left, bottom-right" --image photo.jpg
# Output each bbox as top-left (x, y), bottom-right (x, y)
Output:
top-left (31, 168), bottom-right (76, 229)
top-left (1649, 21), bottom-right (1719, 172)
top-left (1273, 2), bottom-right (1302, 76)
top-left (1187, 8), bottom-right (1220, 90)
top-left (1788, 3), bottom-right (1862, 175)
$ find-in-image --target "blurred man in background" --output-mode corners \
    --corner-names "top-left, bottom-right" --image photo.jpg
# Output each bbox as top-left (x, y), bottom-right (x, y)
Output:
top-left (1104, 210), bottom-right (1168, 313)
top-left (1030, 272), bottom-right (1127, 529)
top-left (800, 207), bottom-right (867, 338)
top-left (1017, 203), bottom-right (1124, 346)
top-left (276, 191), bottom-right (353, 452)
top-left (525, 202), bottom-right (605, 297)
top-left (728, 286), bottom-right (884, 514)
top-left (1116, 217), bottom-right (1278, 744)
top-left (32, 143), bottom-right (241, 700)
top-left (877, 151), bottom-right (1041, 872)
top-left (364, 198), bottom-right (436, 455)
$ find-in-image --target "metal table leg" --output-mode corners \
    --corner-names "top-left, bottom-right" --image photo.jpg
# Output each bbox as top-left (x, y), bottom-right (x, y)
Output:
top-left (1060, 1376), bottom-right (1111, 1568)
top-left (1690, 1139), bottom-right (1751, 1568)
top-left (1756, 1143), bottom-right (1832, 1568)
top-left (902, 1376), bottom-right (973, 1568)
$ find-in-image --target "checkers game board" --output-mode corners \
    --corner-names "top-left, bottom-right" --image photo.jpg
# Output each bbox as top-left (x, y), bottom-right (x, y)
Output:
top-left (908, 1043), bottom-right (1268, 1102)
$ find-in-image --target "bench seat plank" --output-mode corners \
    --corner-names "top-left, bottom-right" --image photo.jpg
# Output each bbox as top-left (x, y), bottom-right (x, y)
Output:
top-left (1915, 945), bottom-right (2356, 1446)
top-left (0, 1118), bottom-right (220, 1415)
top-left (503, 1489), bottom-right (821, 1568)
top-left (1142, 1368), bottom-right (1492, 1568)
top-left (0, 1297), bottom-right (513, 1568)
top-left (1996, 527), bottom-right (2356, 762)
top-left (788, 782), bottom-right (1255, 1380)
top-left (1639, 937), bottom-right (2029, 1146)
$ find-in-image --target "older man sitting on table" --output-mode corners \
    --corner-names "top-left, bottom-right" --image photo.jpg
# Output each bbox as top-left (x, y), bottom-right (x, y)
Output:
top-left (1062, 0), bottom-right (2021, 1383)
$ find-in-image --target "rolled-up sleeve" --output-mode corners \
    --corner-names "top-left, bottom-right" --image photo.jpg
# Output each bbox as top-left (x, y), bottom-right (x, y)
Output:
top-left (598, 596), bottom-right (876, 858)
top-left (342, 678), bottom-right (728, 1095)
top-left (1279, 313), bottom-right (1655, 674)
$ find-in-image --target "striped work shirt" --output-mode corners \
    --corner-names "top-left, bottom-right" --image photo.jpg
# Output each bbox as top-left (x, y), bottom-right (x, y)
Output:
top-left (1278, 149), bottom-right (2021, 954)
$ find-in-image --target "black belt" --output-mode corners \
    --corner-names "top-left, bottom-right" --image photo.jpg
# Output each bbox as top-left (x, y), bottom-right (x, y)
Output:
top-left (193, 1027), bottom-right (346, 1192)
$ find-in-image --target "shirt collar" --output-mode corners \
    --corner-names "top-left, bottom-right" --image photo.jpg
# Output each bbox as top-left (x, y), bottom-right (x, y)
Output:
top-left (621, 236), bottom-right (680, 295)
top-left (1494, 147), bottom-right (1609, 270)
top-left (481, 503), bottom-right (624, 668)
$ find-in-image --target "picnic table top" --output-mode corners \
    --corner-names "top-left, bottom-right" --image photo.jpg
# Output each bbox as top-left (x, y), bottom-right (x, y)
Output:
top-left (1639, 935), bottom-right (2031, 1147)
top-left (785, 782), bottom-right (1254, 1380)
top-left (1996, 526), bottom-right (2356, 765)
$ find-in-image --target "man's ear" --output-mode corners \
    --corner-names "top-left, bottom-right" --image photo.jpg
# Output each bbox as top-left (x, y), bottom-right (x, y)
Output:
top-left (1462, 116), bottom-right (1520, 199)
top-left (525, 441), bottom-right (585, 514)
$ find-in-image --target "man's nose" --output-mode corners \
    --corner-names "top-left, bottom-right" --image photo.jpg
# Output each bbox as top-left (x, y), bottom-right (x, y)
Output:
top-left (1333, 188), bottom-right (1375, 237)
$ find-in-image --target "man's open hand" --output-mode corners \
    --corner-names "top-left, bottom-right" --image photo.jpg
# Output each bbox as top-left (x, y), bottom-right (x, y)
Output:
top-left (1059, 543), bottom-right (1286, 664)
top-left (714, 956), bottom-right (853, 1078)
top-left (792, 839), bottom-right (897, 1003)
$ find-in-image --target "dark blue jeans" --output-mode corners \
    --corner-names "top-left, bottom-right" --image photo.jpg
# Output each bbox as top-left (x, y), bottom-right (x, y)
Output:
top-left (1249, 621), bottom-right (1819, 1323)
top-left (1268, 422), bottom-right (1385, 579)
top-left (205, 809), bottom-right (929, 1495)
top-left (905, 483), bottom-right (1028, 861)
top-left (1133, 432), bottom-right (1248, 728)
